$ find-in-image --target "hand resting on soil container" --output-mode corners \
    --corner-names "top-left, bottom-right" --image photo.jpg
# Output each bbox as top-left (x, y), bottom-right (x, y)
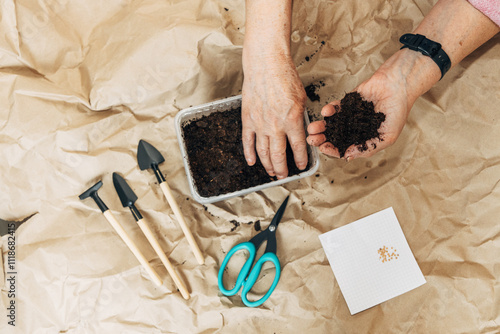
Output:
top-left (242, 54), bottom-right (308, 179)
top-left (242, 0), bottom-right (308, 179)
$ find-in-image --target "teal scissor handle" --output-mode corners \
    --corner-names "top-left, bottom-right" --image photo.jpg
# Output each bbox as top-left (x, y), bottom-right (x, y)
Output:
top-left (241, 252), bottom-right (280, 307)
top-left (218, 242), bottom-right (256, 296)
top-left (218, 241), bottom-right (281, 307)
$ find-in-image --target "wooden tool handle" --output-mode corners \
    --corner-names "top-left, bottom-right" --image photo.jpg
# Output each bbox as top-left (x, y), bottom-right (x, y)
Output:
top-left (160, 182), bottom-right (205, 265)
top-left (137, 219), bottom-right (190, 299)
top-left (103, 210), bottom-right (163, 287)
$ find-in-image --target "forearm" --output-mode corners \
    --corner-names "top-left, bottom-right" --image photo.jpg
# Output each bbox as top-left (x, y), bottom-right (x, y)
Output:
top-left (415, 0), bottom-right (499, 65)
top-left (378, 0), bottom-right (499, 106)
top-left (243, 0), bottom-right (293, 67)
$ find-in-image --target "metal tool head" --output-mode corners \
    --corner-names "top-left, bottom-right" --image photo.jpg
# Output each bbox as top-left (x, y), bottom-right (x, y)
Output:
top-left (79, 180), bottom-right (103, 200)
top-left (79, 180), bottom-right (109, 213)
top-left (112, 173), bottom-right (138, 208)
top-left (137, 139), bottom-right (165, 170)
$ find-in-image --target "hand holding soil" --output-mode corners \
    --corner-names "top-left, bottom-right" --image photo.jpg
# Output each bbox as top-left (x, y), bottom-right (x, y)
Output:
top-left (307, 69), bottom-right (412, 161)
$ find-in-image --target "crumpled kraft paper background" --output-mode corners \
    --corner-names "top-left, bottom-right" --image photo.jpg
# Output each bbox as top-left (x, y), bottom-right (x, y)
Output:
top-left (0, 0), bottom-right (499, 333)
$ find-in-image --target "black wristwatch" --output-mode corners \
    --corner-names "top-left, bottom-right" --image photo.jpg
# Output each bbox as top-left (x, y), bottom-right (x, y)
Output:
top-left (399, 33), bottom-right (451, 79)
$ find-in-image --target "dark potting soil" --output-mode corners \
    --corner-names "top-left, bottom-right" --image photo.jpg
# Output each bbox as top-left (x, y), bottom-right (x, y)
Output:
top-left (324, 92), bottom-right (386, 158)
top-left (182, 107), bottom-right (311, 197)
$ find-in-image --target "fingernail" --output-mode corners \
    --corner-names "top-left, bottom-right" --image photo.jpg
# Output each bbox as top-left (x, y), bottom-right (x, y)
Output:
top-left (298, 163), bottom-right (307, 170)
top-left (277, 174), bottom-right (286, 180)
top-left (268, 170), bottom-right (275, 176)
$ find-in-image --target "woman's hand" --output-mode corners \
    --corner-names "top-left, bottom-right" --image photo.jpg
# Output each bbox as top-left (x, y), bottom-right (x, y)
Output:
top-left (242, 53), bottom-right (308, 179)
top-left (308, 0), bottom-right (499, 161)
top-left (307, 68), bottom-right (411, 161)
top-left (307, 48), bottom-right (443, 161)
top-left (242, 0), bottom-right (307, 179)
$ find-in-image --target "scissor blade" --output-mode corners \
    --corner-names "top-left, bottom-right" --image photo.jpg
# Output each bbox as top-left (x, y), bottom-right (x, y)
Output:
top-left (270, 195), bottom-right (290, 228)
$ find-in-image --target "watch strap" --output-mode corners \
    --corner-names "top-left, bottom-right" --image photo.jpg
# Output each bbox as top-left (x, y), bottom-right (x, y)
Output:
top-left (399, 33), bottom-right (451, 79)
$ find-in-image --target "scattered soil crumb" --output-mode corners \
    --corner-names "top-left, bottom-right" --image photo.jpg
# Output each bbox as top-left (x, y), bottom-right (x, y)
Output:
top-left (230, 220), bottom-right (240, 232)
top-left (254, 220), bottom-right (261, 231)
top-left (305, 81), bottom-right (325, 102)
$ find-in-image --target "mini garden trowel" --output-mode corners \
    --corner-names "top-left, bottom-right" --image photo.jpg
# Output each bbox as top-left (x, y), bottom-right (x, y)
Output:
top-left (112, 172), bottom-right (190, 299)
top-left (79, 180), bottom-right (162, 287)
top-left (137, 139), bottom-right (204, 265)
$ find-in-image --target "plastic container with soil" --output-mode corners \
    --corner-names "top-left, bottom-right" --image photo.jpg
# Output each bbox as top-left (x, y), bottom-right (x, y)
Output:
top-left (175, 95), bottom-right (320, 204)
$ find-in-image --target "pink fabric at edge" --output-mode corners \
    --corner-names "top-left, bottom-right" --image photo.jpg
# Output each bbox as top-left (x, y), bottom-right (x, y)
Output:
top-left (468, 0), bottom-right (500, 26)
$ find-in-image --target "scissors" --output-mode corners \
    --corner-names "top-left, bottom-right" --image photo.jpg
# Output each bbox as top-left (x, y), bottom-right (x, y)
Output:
top-left (218, 195), bottom-right (289, 307)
